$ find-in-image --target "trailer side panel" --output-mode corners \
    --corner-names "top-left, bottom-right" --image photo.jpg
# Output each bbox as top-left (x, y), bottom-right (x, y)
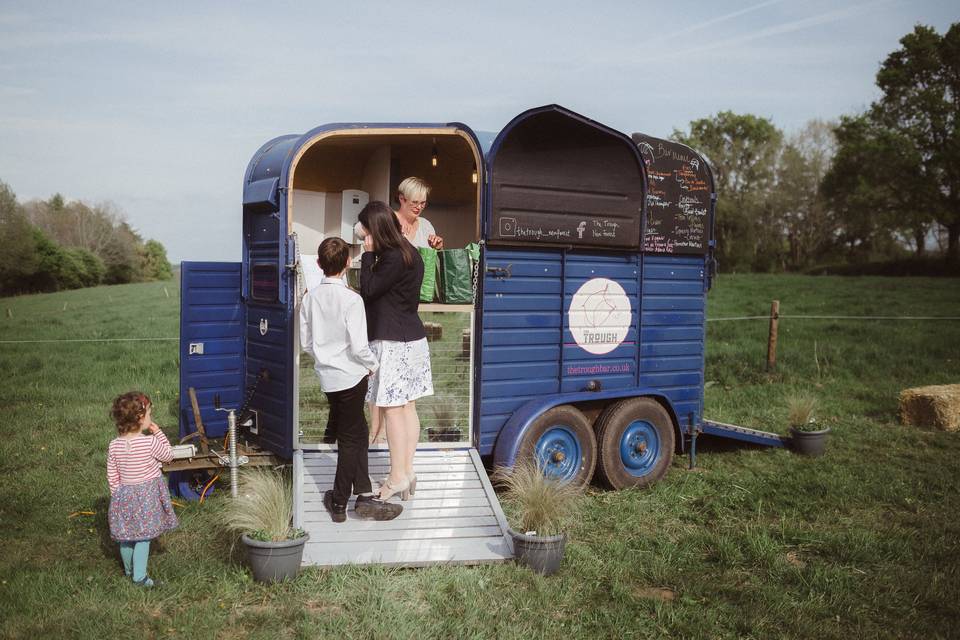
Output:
top-left (639, 254), bottom-right (706, 431)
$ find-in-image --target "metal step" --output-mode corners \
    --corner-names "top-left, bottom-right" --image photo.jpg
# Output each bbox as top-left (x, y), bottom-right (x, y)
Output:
top-left (700, 419), bottom-right (787, 448)
top-left (293, 448), bottom-right (514, 568)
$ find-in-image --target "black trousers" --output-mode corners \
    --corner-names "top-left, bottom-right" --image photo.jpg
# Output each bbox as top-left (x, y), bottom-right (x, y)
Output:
top-left (325, 377), bottom-right (372, 505)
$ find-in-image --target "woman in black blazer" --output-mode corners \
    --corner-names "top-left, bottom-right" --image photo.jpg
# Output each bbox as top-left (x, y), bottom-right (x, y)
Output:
top-left (357, 201), bottom-right (433, 501)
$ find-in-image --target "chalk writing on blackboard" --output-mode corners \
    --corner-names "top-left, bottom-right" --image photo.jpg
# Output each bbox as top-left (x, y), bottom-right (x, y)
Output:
top-left (633, 134), bottom-right (713, 255)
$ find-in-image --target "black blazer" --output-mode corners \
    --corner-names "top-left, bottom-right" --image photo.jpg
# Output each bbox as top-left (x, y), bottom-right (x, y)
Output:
top-left (360, 245), bottom-right (426, 342)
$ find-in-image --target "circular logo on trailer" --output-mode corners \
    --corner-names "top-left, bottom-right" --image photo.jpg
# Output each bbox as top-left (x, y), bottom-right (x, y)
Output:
top-left (569, 278), bottom-right (632, 355)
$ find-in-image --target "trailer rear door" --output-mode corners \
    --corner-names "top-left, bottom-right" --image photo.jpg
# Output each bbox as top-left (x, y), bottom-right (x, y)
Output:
top-left (179, 261), bottom-right (245, 440)
top-left (485, 104), bottom-right (646, 249)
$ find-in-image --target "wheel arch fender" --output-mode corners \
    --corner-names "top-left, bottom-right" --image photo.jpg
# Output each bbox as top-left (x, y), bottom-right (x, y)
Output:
top-left (493, 388), bottom-right (682, 469)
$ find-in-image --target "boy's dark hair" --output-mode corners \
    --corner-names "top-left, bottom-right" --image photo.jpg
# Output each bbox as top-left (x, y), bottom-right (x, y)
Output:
top-left (318, 237), bottom-right (350, 275)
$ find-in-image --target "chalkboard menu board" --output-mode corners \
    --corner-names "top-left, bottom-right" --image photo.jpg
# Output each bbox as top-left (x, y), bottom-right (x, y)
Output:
top-left (632, 134), bottom-right (713, 255)
top-left (489, 109), bottom-right (645, 250)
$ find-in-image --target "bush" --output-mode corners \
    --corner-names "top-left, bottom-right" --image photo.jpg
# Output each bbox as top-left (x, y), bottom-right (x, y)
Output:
top-left (69, 247), bottom-right (105, 288)
top-left (139, 239), bottom-right (173, 281)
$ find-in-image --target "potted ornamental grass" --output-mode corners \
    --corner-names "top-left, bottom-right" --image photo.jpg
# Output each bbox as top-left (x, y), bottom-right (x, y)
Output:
top-left (426, 399), bottom-right (463, 442)
top-left (220, 467), bottom-right (308, 583)
top-left (787, 394), bottom-right (830, 457)
top-left (495, 460), bottom-right (582, 576)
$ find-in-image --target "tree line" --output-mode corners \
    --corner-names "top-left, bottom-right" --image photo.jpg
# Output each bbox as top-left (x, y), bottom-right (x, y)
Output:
top-left (0, 180), bottom-right (173, 296)
top-left (673, 23), bottom-right (958, 273)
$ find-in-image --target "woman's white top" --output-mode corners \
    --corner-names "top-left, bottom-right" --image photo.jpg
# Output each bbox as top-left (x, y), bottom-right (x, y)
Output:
top-left (407, 217), bottom-right (437, 249)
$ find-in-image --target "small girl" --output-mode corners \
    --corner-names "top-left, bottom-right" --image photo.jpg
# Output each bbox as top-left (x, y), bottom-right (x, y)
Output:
top-left (106, 391), bottom-right (178, 587)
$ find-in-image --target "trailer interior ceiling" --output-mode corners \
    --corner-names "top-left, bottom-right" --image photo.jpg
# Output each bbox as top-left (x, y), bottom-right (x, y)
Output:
top-left (290, 132), bottom-right (480, 253)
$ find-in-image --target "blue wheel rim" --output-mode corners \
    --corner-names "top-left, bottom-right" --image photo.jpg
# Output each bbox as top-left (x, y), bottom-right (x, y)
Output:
top-left (535, 425), bottom-right (582, 482)
top-left (620, 420), bottom-right (660, 477)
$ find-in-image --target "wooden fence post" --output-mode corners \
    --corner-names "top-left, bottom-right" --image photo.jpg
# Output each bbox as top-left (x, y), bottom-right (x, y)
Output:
top-left (767, 300), bottom-right (780, 370)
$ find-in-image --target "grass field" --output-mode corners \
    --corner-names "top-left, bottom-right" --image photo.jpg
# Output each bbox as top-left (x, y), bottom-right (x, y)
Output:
top-left (1, 274), bottom-right (959, 639)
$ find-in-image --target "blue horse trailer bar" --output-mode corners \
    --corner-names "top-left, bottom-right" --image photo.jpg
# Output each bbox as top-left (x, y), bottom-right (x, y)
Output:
top-left (178, 104), bottom-right (783, 495)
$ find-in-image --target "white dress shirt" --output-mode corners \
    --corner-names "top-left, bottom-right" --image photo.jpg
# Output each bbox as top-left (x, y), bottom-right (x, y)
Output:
top-left (299, 276), bottom-right (379, 393)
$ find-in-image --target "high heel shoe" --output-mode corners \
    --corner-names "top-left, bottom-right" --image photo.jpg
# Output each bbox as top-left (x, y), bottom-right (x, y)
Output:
top-left (378, 476), bottom-right (410, 501)
top-left (407, 472), bottom-right (417, 497)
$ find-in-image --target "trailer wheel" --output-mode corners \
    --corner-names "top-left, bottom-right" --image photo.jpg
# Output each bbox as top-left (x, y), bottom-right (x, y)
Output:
top-left (516, 405), bottom-right (596, 487)
top-left (595, 398), bottom-right (675, 490)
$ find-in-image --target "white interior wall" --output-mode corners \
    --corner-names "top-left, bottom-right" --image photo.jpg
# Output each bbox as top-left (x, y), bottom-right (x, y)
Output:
top-left (292, 189), bottom-right (327, 259)
top-left (321, 192), bottom-right (341, 241)
top-left (425, 203), bottom-right (478, 249)
top-left (361, 145), bottom-right (391, 203)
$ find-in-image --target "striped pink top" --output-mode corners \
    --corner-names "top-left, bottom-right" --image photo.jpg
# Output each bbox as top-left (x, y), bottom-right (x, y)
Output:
top-left (106, 432), bottom-right (174, 494)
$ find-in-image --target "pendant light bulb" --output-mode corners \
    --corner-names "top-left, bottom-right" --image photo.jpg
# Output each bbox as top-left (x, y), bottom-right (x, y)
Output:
top-left (471, 169), bottom-right (478, 184)
top-left (431, 138), bottom-right (438, 167)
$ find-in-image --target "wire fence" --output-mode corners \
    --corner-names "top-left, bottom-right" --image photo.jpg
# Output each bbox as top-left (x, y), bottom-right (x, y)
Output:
top-left (707, 314), bottom-right (960, 322)
top-left (4, 310), bottom-right (960, 346)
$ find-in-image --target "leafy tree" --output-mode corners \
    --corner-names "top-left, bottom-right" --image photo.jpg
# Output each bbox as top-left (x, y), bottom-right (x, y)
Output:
top-left (772, 120), bottom-right (837, 269)
top-left (0, 180), bottom-right (40, 294)
top-left (101, 221), bottom-right (143, 284)
top-left (674, 111), bottom-right (784, 271)
top-left (2, 182), bottom-right (170, 291)
top-left (872, 23), bottom-right (960, 262)
top-left (139, 239), bottom-right (173, 280)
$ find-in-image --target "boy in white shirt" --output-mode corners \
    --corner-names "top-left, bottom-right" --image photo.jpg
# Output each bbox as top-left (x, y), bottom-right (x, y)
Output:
top-left (299, 237), bottom-right (402, 523)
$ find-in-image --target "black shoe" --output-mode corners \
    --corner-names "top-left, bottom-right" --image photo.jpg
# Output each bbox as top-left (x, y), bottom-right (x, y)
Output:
top-left (354, 495), bottom-right (403, 521)
top-left (324, 490), bottom-right (347, 523)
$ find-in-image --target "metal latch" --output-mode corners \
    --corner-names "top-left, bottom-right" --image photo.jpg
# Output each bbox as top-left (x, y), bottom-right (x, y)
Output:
top-left (485, 264), bottom-right (512, 279)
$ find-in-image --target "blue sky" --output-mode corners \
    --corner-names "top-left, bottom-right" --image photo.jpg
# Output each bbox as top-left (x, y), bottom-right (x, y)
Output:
top-left (0, 0), bottom-right (956, 262)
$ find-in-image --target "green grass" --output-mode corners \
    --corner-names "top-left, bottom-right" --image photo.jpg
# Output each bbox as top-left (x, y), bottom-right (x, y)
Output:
top-left (2, 274), bottom-right (960, 639)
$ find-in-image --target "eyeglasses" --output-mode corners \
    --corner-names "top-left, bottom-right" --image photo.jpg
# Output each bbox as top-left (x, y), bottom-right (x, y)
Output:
top-left (402, 196), bottom-right (427, 209)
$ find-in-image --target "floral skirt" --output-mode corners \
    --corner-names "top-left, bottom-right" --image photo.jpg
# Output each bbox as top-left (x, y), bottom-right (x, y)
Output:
top-left (108, 476), bottom-right (179, 542)
top-left (366, 338), bottom-right (434, 407)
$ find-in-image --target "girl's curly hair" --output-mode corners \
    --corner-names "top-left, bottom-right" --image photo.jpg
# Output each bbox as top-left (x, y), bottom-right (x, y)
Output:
top-left (111, 391), bottom-right (151, 435)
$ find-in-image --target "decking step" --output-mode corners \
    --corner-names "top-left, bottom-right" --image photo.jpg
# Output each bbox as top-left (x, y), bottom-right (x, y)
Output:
top-left (294, 448), bottom-right (514, 568)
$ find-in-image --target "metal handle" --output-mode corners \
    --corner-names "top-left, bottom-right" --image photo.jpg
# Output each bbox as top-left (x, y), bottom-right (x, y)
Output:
top-left (485, 264), bottom-right (512, 279)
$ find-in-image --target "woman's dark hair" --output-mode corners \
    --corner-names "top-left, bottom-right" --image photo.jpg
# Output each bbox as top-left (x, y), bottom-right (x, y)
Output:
top-left (357, 200), bottom-right (417, 268)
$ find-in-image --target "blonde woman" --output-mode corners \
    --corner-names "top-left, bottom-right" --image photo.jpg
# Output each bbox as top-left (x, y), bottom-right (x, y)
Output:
top-left (394, 176), bottom-right (443, 250)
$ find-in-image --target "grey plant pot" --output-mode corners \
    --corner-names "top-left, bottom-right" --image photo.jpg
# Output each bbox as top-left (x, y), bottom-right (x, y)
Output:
top-left (509, 529), bottom-right (567, 576)
top-left (241, 533), bottom-right (309, 583)
top-left (789, 426), bottom-right (831, 457)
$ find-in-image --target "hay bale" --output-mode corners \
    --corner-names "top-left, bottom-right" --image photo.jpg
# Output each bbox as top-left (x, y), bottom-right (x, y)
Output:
top-left (898, 384), bottom-right (960, 432)
top-left (424, 322), bottom-right (443, 342)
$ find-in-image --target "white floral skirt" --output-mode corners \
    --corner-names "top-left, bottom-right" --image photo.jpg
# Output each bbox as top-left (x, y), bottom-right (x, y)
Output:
top-left (366, 338), bottom-right (434, 407)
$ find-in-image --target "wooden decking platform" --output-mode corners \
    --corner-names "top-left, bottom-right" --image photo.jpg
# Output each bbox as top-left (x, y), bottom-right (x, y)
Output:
top-left (294, 448), bottom-right (514, 568)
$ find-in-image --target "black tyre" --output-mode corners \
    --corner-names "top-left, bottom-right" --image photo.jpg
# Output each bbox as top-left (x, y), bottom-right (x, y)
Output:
top-left (516, 405), bottom-right (597, 487)
top-left (595, 398), bottom-right (675, 490)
